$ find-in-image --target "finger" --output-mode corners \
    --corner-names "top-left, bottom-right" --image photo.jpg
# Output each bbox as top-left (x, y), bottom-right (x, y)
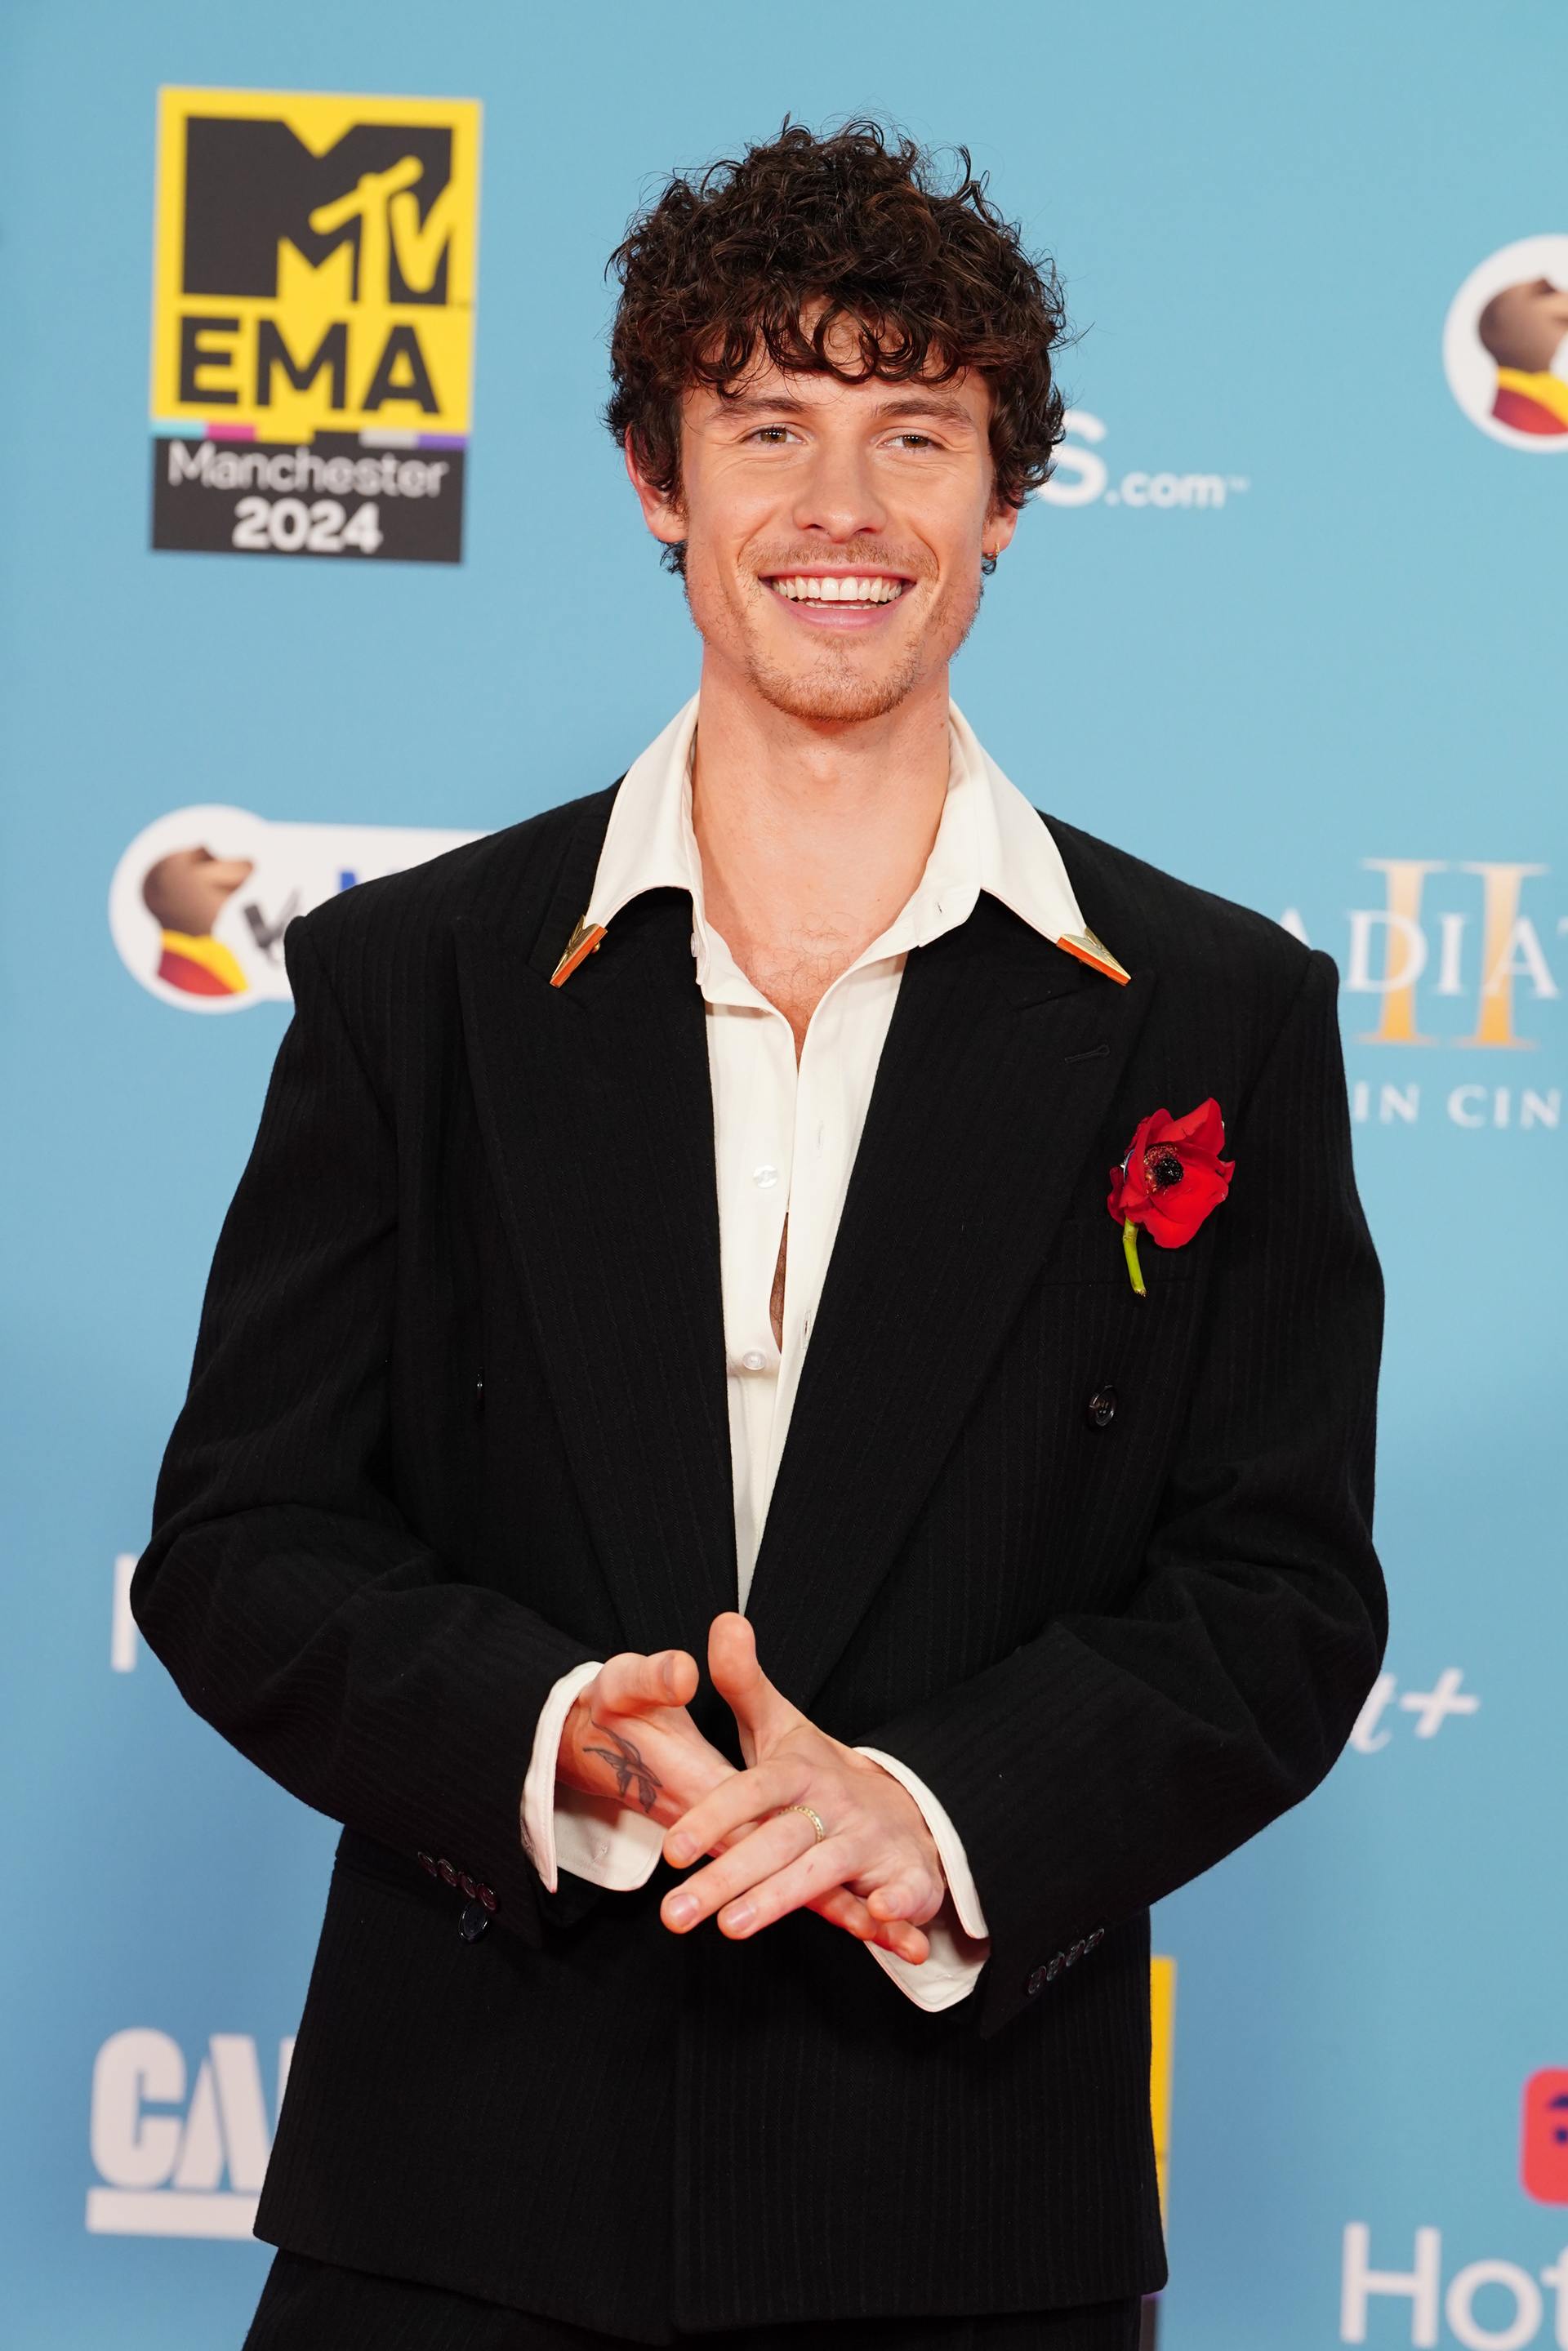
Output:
top-left (663, 1757), bottom-right (812, 1869)
top-left (709, 1836), bottom-right (862, 1940)
top-left (810, 1885), bottom-right (930, 1965)
top-left (707, 1612), bottom-right (796, 1747)
top-left (866, 1872), bottom-right (946, 1928)
top-left (596, 1649), bottom-right (697, 1715)
top-left (661, 1812), bottom-right (835, 1934)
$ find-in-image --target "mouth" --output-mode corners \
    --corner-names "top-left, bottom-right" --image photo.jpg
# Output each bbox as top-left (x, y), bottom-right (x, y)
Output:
top-left (759, 568), bottom-right (915, 628)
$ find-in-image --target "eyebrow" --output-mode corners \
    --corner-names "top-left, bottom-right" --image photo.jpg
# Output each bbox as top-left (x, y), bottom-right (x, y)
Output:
top-left (718, 389), bottom-right (979, 430)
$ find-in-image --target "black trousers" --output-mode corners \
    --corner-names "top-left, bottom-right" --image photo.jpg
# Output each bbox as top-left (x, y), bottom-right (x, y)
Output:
top-left (244, 2250), bottom-right (1147, 2350)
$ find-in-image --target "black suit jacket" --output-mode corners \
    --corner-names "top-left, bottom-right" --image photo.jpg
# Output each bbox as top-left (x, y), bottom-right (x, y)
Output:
top-left (133, 775), bottom-right (1387, 2340)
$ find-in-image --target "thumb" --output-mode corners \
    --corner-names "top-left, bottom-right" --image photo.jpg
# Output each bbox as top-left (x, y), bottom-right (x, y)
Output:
top-left (708, 1611), bottom-right (795, 1752)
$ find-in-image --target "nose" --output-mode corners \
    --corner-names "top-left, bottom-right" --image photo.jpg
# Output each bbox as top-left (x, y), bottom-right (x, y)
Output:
top-left (790, 432), bottom-right (888, 545)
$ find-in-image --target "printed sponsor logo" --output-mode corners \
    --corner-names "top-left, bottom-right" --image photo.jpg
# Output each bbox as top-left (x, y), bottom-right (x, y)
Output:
top-left (149, 87), bottom-right (481, 562)
top-left (1444, 238), bottom-right (1568, 450)
top-left (1523, 2074), bottom-right (1568, 2208)
top-left (1340, 2228), bottom-right (1568, 2347)
top-left (1338, 2077), bottom-right (1568, 2343)
top-left (1143, 1952), bottom-right (1176, 2346)
top-left (1036, 408), bottom-right (1250, 513)
top-left (111, 1555), bottom-right (138, 1671)
top-left (1348, 1670), bottom-right (1480, 1753)
top-left (108, 806), bottom-right (478, 1009)
top-left (87, 2030), bottom-right (292, 2237)
top-left (1285, 861), bottom-right (1561, 1133)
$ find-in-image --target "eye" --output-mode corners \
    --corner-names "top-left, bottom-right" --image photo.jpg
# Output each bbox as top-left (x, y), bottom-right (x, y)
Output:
top-left (890, 431), bottom-right (938, 449)
top-left (747, 425), bottom-right (797, 445)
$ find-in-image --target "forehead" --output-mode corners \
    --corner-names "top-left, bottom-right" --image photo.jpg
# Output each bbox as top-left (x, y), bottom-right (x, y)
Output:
top-left (688, 346), bottom-right (992, 428)
top-left (688, 295), bottom-right (991, 425)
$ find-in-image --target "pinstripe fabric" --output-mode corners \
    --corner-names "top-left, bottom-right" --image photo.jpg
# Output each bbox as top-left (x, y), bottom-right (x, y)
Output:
top-left (245, 2247), bottom-right (1143, 2348)
top-left (135, 780), bottom-right (1386, 2340)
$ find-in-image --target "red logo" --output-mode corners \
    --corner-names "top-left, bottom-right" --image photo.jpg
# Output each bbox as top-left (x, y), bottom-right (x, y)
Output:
top-left (1521, 2070), bottom-right (1568, 2202)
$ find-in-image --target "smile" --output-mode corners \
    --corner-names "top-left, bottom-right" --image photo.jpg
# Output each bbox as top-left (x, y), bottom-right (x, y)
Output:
top-left (765, 573), bottom-right (909, 603)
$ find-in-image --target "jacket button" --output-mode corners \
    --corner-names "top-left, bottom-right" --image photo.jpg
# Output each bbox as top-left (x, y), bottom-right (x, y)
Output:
top-left (458, 1900), bottom-right (490, 1942)
top-left (478, 1883), bottom-right (497, 1912)
top-left (1086, 1926), bottom-right (1105, 1950)
top-left (1085, 1385), bottom-right (1117, 1429)
top-left (1026, 1966), bottom-right (1047, 1997)
top-left (474, 1374), bottom-right (484, 1414)
top-left (1045, 1953), bottom-right (1063, 1982)
top-left (416, 1852), bottom-right (438, 1877)
top-left (437, 1859), bottom-right (458, 1886)
top-left (1065, 1939), bottom-right (1085, 1967)
top-left (458, 1872), bottom-right (477, 1899)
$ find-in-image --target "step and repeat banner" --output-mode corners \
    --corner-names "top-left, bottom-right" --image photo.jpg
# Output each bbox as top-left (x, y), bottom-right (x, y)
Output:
top-left (2, 5), bottom-right (1562, 2347)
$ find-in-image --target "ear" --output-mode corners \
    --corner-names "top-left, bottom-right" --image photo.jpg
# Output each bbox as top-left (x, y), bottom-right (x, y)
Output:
top-left (623, 430), bottom-right (687, 552)
top-left (981, 496), bottom-right (1021, 565)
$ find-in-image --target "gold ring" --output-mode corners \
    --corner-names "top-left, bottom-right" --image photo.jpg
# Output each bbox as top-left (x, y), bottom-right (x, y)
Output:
top-left (775, 1803), bottom-right (827, 1844)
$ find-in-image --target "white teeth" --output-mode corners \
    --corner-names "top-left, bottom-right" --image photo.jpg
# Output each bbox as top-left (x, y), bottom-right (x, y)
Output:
top-left (768, 575), bottom-right (906, 603)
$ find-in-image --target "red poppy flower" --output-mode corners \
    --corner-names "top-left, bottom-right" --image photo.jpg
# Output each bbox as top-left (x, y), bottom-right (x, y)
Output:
top-left (1105, 1098), bottom-right (1234, 1295)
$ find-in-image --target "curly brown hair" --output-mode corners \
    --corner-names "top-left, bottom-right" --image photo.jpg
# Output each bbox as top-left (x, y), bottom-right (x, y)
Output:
top-left (605, 118), bottom-right (1074, 576)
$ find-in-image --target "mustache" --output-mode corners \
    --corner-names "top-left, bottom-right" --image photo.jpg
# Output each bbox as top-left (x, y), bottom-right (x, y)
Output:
top-left (751, 545), bottom-right (931, 579)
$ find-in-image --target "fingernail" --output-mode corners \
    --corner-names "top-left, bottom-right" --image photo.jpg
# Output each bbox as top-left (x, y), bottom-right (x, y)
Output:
top-left (665, 1892), bottom-right (697, 1926)
top-left (724, 1904), bottom-right (754, 1934)
top-left (666, 1834), bottom-right (694, 1864)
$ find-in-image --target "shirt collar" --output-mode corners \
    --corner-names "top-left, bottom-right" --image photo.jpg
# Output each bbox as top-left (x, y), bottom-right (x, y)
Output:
top-left (577, 691), bottom-right (1125, 990)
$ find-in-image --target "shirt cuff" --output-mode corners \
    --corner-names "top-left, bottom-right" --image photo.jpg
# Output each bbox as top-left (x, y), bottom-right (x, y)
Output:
top-left (862, 1886), bottom-right (992, 2010)
top-left (853, 1744), bottom-right (991, 2011)
top-left (520, 1660), bottom-right (665, 1893)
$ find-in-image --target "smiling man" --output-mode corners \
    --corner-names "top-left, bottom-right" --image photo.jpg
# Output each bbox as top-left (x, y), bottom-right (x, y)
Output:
top-left (136, 120), bottom-right (1388, 2351)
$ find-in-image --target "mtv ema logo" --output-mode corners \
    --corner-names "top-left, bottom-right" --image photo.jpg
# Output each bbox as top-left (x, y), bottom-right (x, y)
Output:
top-left (87, 2029), bottom-right (292, 2237)
top-left (149, 87), bottom-right (481, 563)
top-left (1285, 860), bottom-right (1561, 1134)
top-left (108, 807), bottom-right (479, 1009)
top-left (1337, 2073), bottom-right (1568, 2345)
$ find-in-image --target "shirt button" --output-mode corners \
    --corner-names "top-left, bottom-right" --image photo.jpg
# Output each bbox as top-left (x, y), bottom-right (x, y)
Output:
top-left (690, 934), bottom-right (698, 955)
top-left (752, 1164), bottom-right (778, 1188)
top-left (742, 1350), bottom-right (767, 1372)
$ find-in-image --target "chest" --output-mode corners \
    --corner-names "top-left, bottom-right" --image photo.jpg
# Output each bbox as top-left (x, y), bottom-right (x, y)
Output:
top-left (731, 954), bottom-right (831, 1059)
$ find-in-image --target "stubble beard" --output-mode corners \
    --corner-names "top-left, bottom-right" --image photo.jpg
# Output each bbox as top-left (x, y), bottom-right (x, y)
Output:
top-left (692, 569), bottom-right (986, 726)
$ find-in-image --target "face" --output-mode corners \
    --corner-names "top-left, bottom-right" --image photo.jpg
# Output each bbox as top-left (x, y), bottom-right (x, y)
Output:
top-left (141, 844), bottom-right (254, 933)
top-left (1477, 277), bottom-right (1568, 373)
top-left (626, 321), bottom-right (1018, 726)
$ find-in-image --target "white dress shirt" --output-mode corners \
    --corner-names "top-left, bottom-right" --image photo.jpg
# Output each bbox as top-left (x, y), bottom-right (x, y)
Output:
top-left (519, 692), bottom-right (1113, 2010)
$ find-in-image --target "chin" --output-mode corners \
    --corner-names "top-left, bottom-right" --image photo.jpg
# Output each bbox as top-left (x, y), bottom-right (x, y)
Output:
top-left (746, 658), bottom-right (926, 725)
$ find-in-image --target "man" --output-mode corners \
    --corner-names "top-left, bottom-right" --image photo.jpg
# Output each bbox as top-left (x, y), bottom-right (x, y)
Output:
top-left (134, 119), bottom-right (1388, 2350)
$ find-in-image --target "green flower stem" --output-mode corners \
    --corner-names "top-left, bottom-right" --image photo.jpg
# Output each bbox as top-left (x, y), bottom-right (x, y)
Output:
top-left (1122, 1216), bottom-right (1147, 1298)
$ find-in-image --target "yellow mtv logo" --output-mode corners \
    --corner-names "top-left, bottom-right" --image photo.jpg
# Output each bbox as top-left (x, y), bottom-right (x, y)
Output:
top-left (150, 87), bottom-right (480, 439)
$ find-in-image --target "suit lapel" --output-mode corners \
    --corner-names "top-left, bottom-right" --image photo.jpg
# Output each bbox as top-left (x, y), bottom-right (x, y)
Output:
top-left (455, 861), bottom-right (739, 1672)
top-left (457, 801), bottom-right (1155, 1717)
top-left (744, 896), bottom-right (1156, 1714)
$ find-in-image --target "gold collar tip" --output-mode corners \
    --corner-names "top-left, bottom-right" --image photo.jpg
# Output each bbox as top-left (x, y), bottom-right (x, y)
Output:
top-left (1057, 928), bottom-right (1131, 986)
top-left (550, 916), bottom-right (607, 987)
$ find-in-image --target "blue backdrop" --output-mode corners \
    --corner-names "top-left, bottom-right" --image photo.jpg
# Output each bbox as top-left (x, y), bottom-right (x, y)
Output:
top-left (3, 3), bottom-right (1564, 2344)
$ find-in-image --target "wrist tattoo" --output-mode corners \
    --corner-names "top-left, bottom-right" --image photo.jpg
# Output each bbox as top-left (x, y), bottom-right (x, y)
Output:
top-left (582, 1716), bottom-right (662, 1813)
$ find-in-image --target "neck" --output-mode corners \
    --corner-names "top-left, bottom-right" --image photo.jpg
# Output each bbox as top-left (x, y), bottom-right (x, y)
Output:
top-left (688, 652), bottom-right (953, 973)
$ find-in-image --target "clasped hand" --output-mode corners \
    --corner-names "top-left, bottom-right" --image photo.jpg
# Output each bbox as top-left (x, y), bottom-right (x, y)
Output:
top-left (557, 1612), bottom-right (946, 1965)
